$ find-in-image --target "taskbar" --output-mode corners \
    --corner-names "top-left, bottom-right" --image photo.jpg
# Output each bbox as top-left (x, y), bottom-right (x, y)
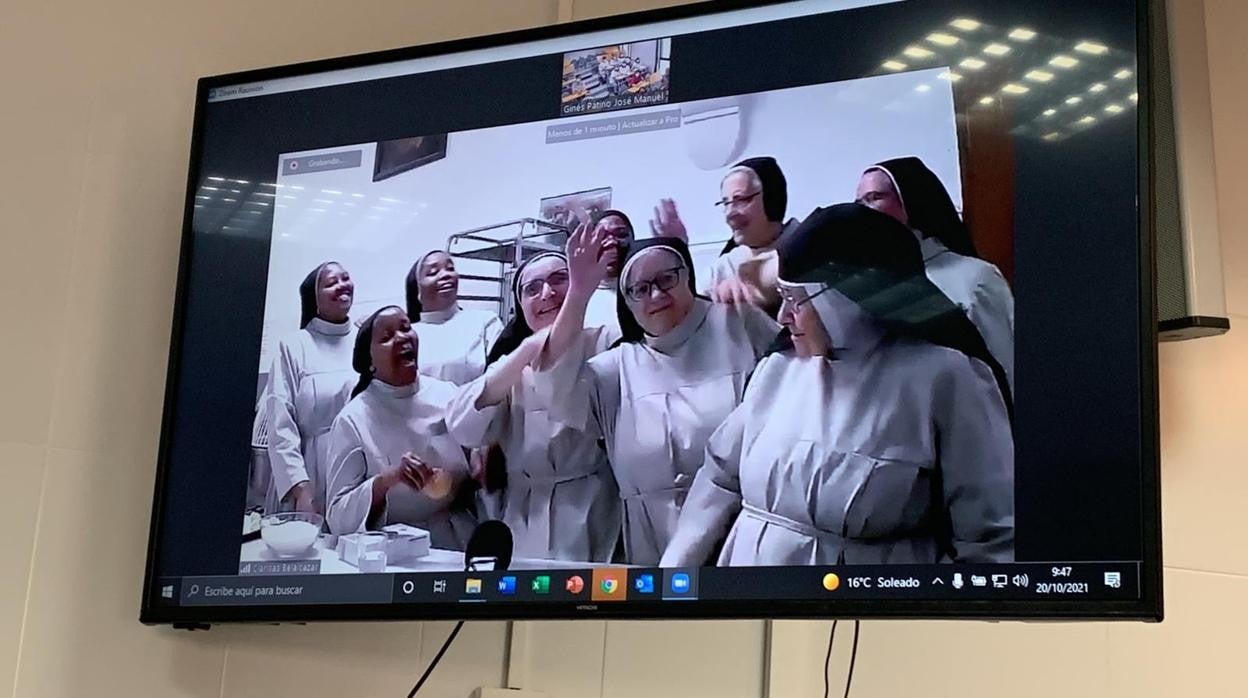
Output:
top-left (157, 562), bottom-right (1140, 608)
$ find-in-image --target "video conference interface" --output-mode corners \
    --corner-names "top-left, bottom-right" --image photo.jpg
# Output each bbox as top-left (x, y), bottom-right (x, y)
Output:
top-left (150, 0), bottom-right (1151, 616)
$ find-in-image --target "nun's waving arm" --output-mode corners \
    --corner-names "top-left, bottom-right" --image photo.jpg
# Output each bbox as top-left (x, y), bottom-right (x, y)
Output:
top-left (478, 329), bottom-right (548, 410)
top-left (935, 354), bottom-right (1016, 562)
top-left (262, 340), bottom-right (314, 512)
top-left (660, 403), bottom-right (748, 567)
top-left (649, 198), bottom-right (689, 243)
top-left (446, 330), bottom-right (547, 447)
top-left (538, 221), bottom-right (610, 369)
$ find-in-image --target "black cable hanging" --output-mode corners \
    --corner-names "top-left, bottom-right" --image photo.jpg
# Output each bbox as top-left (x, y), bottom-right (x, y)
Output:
top-left (823, 619), bottom-right (862, 698)
top-left (406, 620), bottom-right (465, 697)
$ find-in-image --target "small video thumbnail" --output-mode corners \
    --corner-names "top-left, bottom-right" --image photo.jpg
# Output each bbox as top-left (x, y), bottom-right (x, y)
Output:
top-left (561, 38), bottom-right (671, 116)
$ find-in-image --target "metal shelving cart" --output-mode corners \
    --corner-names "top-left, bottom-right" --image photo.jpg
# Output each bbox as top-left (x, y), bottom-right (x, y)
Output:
top-left (445, 218), bottom-right (570, 321)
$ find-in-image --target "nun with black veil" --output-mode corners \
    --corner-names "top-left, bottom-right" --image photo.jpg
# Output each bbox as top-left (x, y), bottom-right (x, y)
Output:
top-left (535, 223), bottom-right (780, 566)
top-left (856, 156), bottom-right (1015, 391)
top-left (661, 204), bottom-right (1014, 568)
top-left (256, 261), bottom-right (358, 515)
top-left (651, 156), bottom-right (801, 315)
top-left (446, 251), bottom-right (621, 563)
top-left (404, 249), bottom-right (504, 387)
top-left (323, 305), bottom-right (476, 548)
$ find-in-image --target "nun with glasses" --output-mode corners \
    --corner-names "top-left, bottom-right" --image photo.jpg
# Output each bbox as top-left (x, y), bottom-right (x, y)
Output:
top-left (256, 261), bottom-right (358, 515)
top-left (446, 252), bottom-right (621, 563)
top-left (661, 203), bottom-right (1014, 568)
top-left (856, 156), bottom-right (1015, 391)
top-left (405, 249), bottom-right (504, 387)
top-left (536, 223), bottom-right (780, 565)
top-left (324, 305), bottom-right (476, 548)
top-left (650, 156), bottom-right (801, 313)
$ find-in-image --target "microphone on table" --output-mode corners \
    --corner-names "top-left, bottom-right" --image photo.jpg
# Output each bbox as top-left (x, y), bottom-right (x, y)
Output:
top-left (464, 520), bottom-right (513, 572)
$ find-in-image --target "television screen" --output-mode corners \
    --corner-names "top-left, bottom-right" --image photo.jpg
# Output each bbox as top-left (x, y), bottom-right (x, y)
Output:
top-left (143, 0), bottom-right (1161, 625)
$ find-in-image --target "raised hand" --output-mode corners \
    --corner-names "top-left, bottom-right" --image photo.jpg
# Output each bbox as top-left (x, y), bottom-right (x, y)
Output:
top-left (711, 277), bottom-right (765, 306)
top-left (649, 198), bottom-right (688, 243)
top-left (566, 220), bottom-right (610, 298)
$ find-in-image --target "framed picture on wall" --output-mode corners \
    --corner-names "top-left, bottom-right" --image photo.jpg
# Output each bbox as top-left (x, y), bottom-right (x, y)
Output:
top-left (539, 187), bottom-right (612, 231)
top-left (372, 133), bottom-right (449, 181)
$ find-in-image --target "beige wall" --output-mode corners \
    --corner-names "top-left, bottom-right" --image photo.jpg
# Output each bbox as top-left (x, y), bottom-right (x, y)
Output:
top-left (2, 0), bottom-right (1245, 696)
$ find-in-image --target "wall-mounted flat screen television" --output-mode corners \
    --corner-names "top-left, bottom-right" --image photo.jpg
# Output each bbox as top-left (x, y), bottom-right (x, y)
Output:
top-left (142, 0), bottom-right (1162, 626)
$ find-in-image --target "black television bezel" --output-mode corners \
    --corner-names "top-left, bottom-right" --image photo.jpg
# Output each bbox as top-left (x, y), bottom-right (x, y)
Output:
top-left (140, 0), bottom-right (1163, 626)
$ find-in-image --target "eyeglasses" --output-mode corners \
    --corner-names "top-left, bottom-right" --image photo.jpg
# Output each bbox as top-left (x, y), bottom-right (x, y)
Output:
top-left (856, 191), bottom-right (895, 207)
top-left (624, 266), bottom-right (685, 303)
top-left (714, 190), bottom-right (762, 210)
top-left (778, 285), bottom-right (832, 310)
top-left (518, 270), bottom-right (570, 299)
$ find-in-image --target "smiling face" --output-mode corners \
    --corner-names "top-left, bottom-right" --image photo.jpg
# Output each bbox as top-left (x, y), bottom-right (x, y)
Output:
top-left (855, 169), bottom-right (908, 226)
top-left (594, 214), bottom-right (633, 280)
top-left (516, 255), bottom-right (570, 332)
top-left (720, 170), bottom-right (772, 248)
top-left (315, 263), bottom-right (354, 322)
top-left (369, 307), bottom-right (419, 386)
top-left (418, 251), bottom-right (459, 312)
top-left (622, 248), bottom-right (694, 336)
top-left (778, 285), bottom-right (833, 358)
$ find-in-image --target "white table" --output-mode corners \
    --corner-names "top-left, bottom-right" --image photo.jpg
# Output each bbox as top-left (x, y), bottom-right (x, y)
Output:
top-left (239, 536), bottom-right (604, 574)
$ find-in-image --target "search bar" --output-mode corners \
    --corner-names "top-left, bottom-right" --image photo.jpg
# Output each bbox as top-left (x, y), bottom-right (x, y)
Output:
top-left (178, 574), bottom-right (393, 606)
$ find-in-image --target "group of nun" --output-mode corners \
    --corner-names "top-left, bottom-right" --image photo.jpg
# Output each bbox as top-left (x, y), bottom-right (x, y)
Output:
top-left (253, 154), bottom-right (1017, 568)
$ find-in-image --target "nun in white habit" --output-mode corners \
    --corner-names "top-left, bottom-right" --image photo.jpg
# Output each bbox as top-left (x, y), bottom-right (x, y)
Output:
top-left (324, 305), bottom-right (476, 548)
top-left (856, 157), bottom-right (1015, 392)
top-left (257, 261), bottom-right (358, 515)
top-left (537, 227), bottom-right (780, 565)
top-left (662, 204), bottom-right (1014, 568)
top-left (447, 252), bottom-right (621, 563)
top-left (405, 250), bottom-right (504, 386)
top-left (649, 157), bottom-right (801, 316)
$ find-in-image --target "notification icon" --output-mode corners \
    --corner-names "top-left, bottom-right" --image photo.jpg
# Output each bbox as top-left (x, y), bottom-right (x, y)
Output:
top-left (565, 575), bottom-right (585, 594)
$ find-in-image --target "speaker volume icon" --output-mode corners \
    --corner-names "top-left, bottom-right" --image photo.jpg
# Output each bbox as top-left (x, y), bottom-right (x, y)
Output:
top-left (1012, 574), bottom-right (1030, 588)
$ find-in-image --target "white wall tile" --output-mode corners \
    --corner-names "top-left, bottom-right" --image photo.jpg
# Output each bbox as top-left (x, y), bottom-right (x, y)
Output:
top-left (523, 621), bottom-right (609, 698)
top-left (600, 621), bottom-right (766, 698)
top-left (0, 443), bottom-right (47, 698)
top-left (1157, 329), bottom-right (1248, 576)
top-left (14, 448), bottom-right (226, 697)
top-left (1108, 568), bottom-right (1248, 697)
top-left (217, 620), bottom-right (507, 698)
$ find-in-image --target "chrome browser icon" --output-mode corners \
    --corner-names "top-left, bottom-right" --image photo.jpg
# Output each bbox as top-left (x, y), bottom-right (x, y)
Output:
top-left (591, 569), bottom-right (628, 601)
